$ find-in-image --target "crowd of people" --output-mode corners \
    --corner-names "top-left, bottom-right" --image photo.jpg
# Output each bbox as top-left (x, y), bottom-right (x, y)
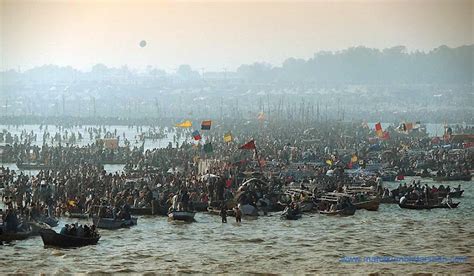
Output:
top-left (1, 119), bottom-right (472, 232)
top-left (60, 223), bottom-right (98, 238)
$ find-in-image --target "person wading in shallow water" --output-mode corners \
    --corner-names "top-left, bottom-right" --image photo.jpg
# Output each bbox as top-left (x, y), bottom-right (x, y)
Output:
top-left (235, 206), bottom-right (242, 223)
top-left (220, 204), bottom-right (227, 223)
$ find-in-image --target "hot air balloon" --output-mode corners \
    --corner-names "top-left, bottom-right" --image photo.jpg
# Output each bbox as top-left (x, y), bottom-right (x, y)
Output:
top-left (139, 40), bottom-right (147, 48)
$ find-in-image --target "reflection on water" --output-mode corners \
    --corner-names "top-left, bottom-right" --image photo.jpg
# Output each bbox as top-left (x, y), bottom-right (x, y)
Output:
top-left (1, 177), bottom-right (473, 273)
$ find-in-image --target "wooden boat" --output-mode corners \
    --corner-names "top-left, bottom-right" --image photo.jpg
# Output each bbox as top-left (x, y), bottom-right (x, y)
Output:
top-left (239, 204), bottom-right (259, 216)
top-left (353, 197), bottom-right (381, 211)
top-left (40, 216), bottom-right (59, 227)
top-left (436, 190), bottom-right (464, 198)
top-left (280, 208), bottom-right (302, 220)
top-left (0, 229), bottom-right (33, 242)
top-left (130, 202), bottom-right (168, 216)
top-left (299, 202), bottom-right (314, 212)
top-left (398, 202), bottom-right (460, 210)
top-left (92, 217), bottom-right (137, 230)
top-left (130, 207), bottom-right (154, 216)
top-left (168, 211), bottom-right (196, 222)
top-left (449, 190), bottom-right (464, 198)
top-left (319, 206), bottom-right (356, 216)
top-left (317, 193), bottom-right (357, 216)
top-left (65, 211), bottom-right (89, 219)
top-left (27, 221), bottom-right (51, 236)
top-left (40, 229), bottom-right (100, 248)
top-left (30, 216), bottom-right (59, 227)
top-left (281, 212), bottom-right (302, 220)
top-left (433, 175), bottom-right (472, 182)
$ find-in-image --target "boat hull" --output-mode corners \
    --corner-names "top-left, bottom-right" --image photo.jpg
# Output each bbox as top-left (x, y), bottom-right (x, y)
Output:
top-left (92, 217), bottom-right (137, 230)
top-left (398, 202), bottom-right (459, 210)
top-left (40, 229), bottom-right (100, 248)
top-left (0, 230), bottom-right (32, 242)
top-left (168, 211), bottom-right (196, 222)
top-left (319, 207), bottom-right (356, 216)
top-left (354, 198), bottom-right (381, 211)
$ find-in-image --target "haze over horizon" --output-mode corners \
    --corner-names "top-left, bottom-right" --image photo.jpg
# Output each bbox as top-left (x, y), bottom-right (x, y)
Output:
top-left (1, 0), bottom-right (473, 72)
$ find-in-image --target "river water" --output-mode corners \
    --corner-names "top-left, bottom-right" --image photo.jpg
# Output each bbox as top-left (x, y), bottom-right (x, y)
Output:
top-left (1, 177), bottom-right (473, 274)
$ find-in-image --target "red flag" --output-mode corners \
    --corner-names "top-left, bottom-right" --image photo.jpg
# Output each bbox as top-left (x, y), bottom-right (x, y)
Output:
top-left (192, 130), bottom-right (201, 141)
top-left (239, 140), bottom-right (256, 150)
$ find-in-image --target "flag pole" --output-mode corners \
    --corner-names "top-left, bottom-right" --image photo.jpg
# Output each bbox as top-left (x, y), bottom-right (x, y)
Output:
top-left (254, 145), bottom-right (263, 173)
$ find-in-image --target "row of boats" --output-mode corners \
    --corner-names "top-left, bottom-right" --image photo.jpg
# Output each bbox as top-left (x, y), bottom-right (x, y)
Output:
top-left (1, 181), bottom-right (465, 248)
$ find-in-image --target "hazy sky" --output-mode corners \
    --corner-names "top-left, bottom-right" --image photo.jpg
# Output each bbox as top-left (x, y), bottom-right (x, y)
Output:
top-left (1, 0), bottom-right (472, 71)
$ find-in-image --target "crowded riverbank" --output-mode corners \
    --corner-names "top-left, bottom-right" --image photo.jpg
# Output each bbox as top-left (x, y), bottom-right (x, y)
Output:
top-left (1, 119), bottom-right (473, 274)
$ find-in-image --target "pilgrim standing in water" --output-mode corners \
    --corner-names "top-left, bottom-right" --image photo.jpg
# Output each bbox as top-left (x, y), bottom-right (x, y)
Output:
top-left (234, 206), bottom-right (242, 223)
top-left (220, 204), bottom-right (227, 223)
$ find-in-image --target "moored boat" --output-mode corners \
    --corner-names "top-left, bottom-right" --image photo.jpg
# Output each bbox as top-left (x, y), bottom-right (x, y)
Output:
top-left (168, 210), bottom-right (196, 222)
top-left (353, 197), bottom-right (381, 211)
top-left (27, 221), bottom-right (51, 236)
top-left (437, 190), bottom-right (464, 198)
top-left (92, 217), bottom-right (137, 230)
top-left (239, 204), bottom-right (259, 216)
top-left (398, 202), bottom-right (459, 210)
top-left (280, 206), bottom-right (302, 220)
top-left (0, 229), bottom-right (33, 242)
top-left (317, 193), bottom-right (357, 216)
top-left (40, 229), bottom-right (100, 248)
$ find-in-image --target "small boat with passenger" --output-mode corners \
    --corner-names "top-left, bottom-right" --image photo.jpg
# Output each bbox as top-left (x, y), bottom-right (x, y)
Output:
top-left (40, 228), bottom-right (100, 247)
top-left (317, 193), bottom-right (357, 216)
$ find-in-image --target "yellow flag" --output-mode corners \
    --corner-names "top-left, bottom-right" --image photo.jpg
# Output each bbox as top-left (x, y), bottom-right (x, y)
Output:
top-left (175, 120), bottom-right (192, 128)
top-left (326, 159), bottom-right (333, 166)
top-left (351, 155), bottom-right (358, 163)
top-left (223, 132), bottom-right (233, 143)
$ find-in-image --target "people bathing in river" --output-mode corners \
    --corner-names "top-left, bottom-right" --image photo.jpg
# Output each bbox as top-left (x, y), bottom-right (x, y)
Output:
top-left (220, 204), bottom-right (227, 223)
top-left (234, 206), bottom-right (242, 223)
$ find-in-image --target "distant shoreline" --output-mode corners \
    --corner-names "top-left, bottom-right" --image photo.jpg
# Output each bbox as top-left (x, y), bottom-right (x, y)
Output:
top-left (0, 115), bottom-right (471, 126)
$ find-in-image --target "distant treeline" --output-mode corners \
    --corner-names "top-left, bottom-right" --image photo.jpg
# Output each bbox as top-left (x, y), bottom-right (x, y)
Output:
top-left (237, 45), bottom-right (473, 84)
top-left (1, 45), bottom-right (472, 85)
